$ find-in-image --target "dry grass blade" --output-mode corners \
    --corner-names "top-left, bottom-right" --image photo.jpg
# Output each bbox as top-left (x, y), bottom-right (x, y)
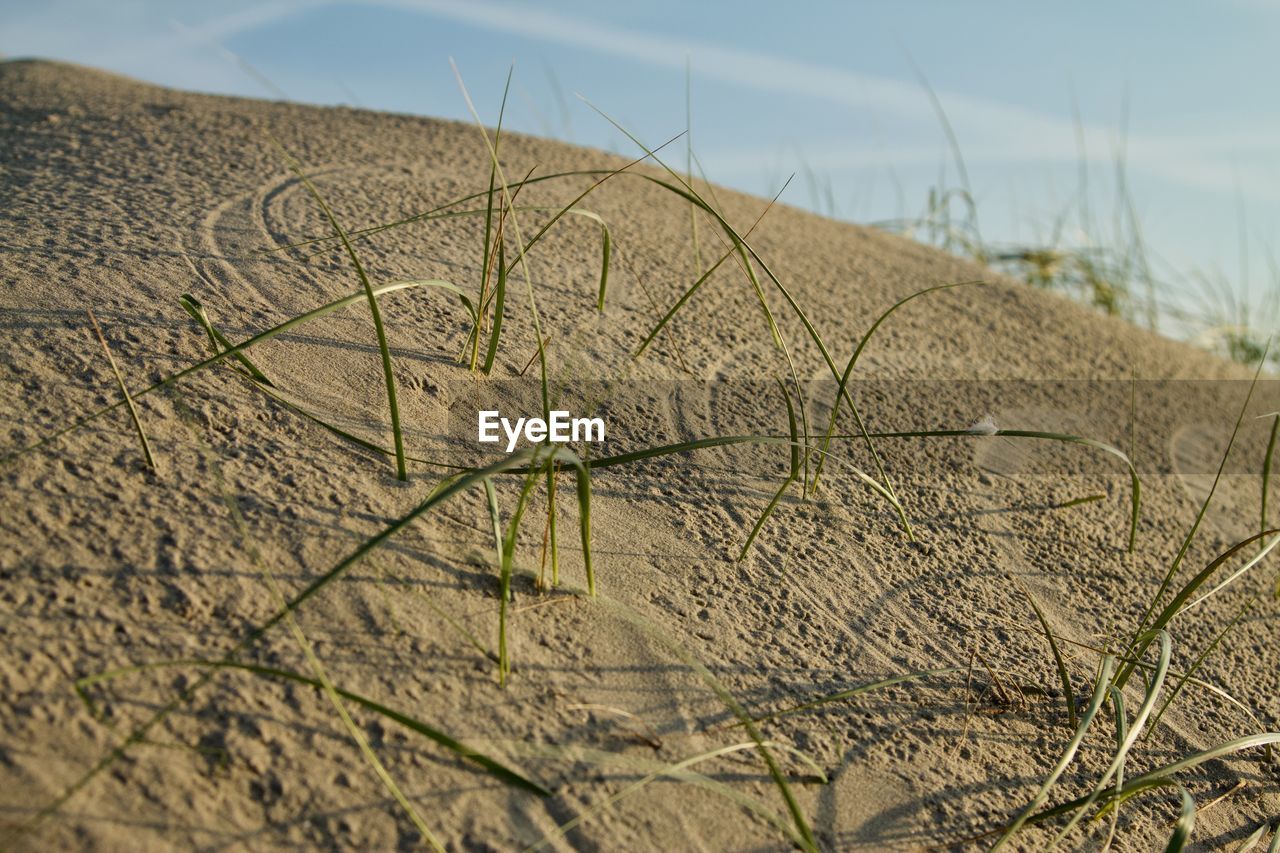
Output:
top-left (86, 308), bottom-right (157, 471)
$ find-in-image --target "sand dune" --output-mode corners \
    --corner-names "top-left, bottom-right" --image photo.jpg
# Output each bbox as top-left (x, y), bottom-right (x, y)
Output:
top-left (1, 59), bottom-right (1277, 849)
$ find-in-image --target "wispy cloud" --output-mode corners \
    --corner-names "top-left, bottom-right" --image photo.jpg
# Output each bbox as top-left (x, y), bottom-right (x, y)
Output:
top-left (380, 0), bottom-right (1280, 201)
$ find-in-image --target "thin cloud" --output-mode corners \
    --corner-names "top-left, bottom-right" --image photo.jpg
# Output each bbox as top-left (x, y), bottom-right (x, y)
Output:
top-left (381, 0), bottom-right (1279, 200)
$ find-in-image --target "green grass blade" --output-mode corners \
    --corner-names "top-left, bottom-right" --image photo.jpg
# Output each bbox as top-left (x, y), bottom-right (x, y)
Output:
top-left (1103, 685), bottom-right (1129, 850)
top-left (1050, 631), bottom-right (1171, 846)
top-left (544, 458), bottom-right (560, 587)
top-left (1018, 581), bottom-right (1076, 728)
top-left (474, 66), bottom-right (512, 368)
top-left (811, 281), bottom-right (982, 491)
top-left (1147, 599), bottom-right (1253, 737)
top-left (738, 380), bottom-right (800, 561)
top-left (1164, 788), bottom-right (1196, 852)
top-left (597, 216), bottom-right (611, 311)
top-left (991, 655), bottom-right (1113, 850)
top-left (632, 180), bottom-right (789, 360)
top-left (482, 239), bottom-right (508, 374)
top-left (552, 433), bottom-right (900, 519)
top-left (1120, 353), bottom-right (1269, 685)
top-left (483, 476), bottom-right (512, 683)
top-left (498, 465), bottom-right (542, 684)
top-left (178, 294), bottom-right (274, 386)
top-left (85, 308), bottom-right (157, 471)
top-left (270, 137), bottom-right (409, 481)
top-left (1120, 530), bottom-right (1278, 690)
top-left (1263, 413), bottom-right (1280, 559)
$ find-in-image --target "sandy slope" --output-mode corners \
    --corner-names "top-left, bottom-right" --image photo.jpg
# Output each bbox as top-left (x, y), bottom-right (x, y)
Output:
top-left (1, 59), bottom-right (1277, 850)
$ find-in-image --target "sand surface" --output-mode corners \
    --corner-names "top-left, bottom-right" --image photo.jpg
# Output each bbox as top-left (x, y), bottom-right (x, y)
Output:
top-left (1, 59), bottom-right (1278, 850)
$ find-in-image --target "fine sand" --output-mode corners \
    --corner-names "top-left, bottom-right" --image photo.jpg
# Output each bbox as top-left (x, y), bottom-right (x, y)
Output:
top-left (1, 59), bottom-right (1277, 850)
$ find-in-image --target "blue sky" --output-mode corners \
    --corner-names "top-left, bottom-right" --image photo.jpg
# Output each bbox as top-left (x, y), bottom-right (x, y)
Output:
top-left (6, 1), bottom-right (1279, 334)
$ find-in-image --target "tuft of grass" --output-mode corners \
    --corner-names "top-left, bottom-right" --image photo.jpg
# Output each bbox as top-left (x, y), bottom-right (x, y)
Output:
top-left (579, 100), bottom-right (914, 540)
top-left (86, 308), bottom-right (157, 471)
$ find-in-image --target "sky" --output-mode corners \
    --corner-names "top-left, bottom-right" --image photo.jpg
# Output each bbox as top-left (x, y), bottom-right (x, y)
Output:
top-left (5, 1), bottom-right (1279, 337)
